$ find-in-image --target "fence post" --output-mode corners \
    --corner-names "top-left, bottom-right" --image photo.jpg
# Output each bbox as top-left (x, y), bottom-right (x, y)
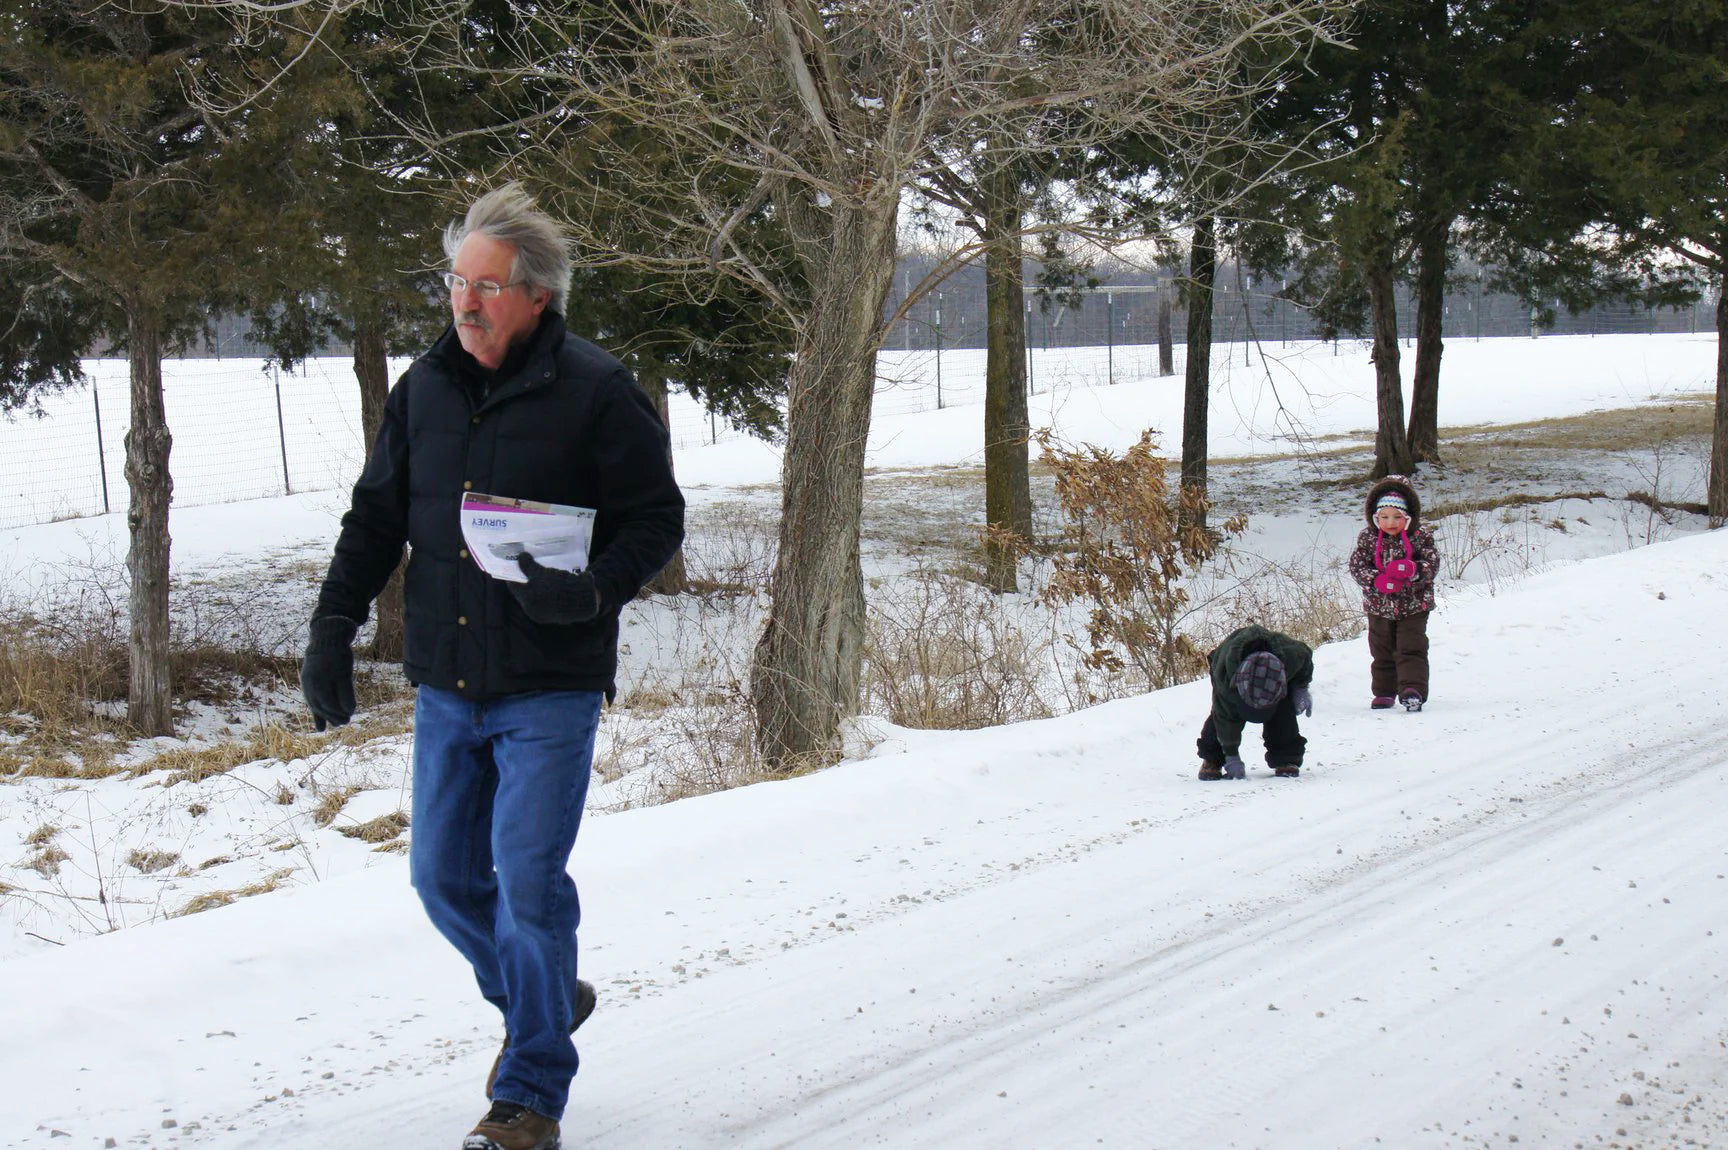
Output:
top-left (1106, 291), bottom-right (1115, 385)
top-left (1026, 298), bottom-right (1035, 396)
top-left (93, 380), bottom-right (111, 515)
top-left (934, 292), bottom-right (944, 410)
top-left (274, 365), bottom-right (293, 495)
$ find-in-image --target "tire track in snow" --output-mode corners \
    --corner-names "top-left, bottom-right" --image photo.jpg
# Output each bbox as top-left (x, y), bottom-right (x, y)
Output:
top-left (687, 732), bottom-right (1728, 1148)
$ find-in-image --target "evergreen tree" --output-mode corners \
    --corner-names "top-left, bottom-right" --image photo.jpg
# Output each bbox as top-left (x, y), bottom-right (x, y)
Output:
top-left (0, 0), bottom-right (334, 733)
top-left (1514, 0), bottom-right (1728, 520)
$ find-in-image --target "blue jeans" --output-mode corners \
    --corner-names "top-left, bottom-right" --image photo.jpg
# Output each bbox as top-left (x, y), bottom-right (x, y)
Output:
top-left (410, 684), bottom-right (602, 1120)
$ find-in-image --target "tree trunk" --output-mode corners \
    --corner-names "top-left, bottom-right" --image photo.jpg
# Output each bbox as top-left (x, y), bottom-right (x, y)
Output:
top-left (637, 367), bottom-right (689, 594)
top-left (751, 201), bottom-right (899, 771)
top-left (124, 302), bottom-right (174, 736)
top-left (1367, 237), bottom-right (1415, 479)
top-left (1157, 292), bottom-right (1174, 377)
top-left (351, 315), bottom-right (405, 661)
top-left (1179, 217), bottom-right (1216, 530)
top-left (1408, 211), bottom-right (1452, 464)
top-left (1710, 283), bottom-right (1728, 527)
top-left (981, 166), bottom-right (1031, 594)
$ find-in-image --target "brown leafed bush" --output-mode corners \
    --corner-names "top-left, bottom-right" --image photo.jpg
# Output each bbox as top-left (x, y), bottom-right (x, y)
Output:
top-left (1036, 430), bottom-right (1244, 691)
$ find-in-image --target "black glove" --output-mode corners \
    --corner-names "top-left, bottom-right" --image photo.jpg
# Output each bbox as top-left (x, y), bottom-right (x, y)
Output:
top-left (511, 554), bottom-right (601, 625)
top-left (301, 616), bottom-right (358, 731)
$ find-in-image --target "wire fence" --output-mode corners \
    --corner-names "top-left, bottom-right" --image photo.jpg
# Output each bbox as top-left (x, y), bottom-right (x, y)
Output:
top-left (0, 359), bottom-right (373, 531)
top-left (2, 321), bottom-right (1718, 531)
top-left (885, 281), bottom-right (1719, 353)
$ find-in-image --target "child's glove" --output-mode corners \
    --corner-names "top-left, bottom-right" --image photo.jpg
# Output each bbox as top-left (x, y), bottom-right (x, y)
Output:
top-left (1222, 753), bottom-right (1246, 780)
top-left (1291, 686), bottom-right (1312, 717)
top-left (1373, 559), bottom-right (1416, 595)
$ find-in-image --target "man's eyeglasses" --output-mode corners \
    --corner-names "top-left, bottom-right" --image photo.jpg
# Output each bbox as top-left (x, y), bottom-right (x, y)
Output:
top-left (442, 272), bottom-right (526, 300)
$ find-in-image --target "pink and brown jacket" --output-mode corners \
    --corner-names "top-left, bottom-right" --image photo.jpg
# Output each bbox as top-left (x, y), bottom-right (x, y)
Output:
top-left (1347, 475), bottom-right (1440, 620)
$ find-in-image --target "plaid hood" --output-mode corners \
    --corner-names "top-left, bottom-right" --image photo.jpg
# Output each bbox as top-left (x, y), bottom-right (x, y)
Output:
top-left (1231, 650), bottom-right (1287, 717)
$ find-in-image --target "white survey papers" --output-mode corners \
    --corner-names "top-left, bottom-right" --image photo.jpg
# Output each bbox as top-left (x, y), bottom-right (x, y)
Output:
top-left (459, 492), bottom-right (596, 584)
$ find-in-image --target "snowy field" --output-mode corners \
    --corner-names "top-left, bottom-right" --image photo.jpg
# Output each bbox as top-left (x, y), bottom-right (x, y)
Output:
top-left (0, 332), bottom-right (1716, 529)
top-left (1, 333), bottom-right (1725, 1148)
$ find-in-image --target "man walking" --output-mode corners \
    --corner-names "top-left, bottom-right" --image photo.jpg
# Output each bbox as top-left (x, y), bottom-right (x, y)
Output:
top-left (300, 183), bottom-right (685, 1150)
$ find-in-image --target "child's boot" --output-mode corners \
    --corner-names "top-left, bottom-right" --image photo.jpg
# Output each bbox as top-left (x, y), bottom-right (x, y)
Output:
top-left (1197, 759), bottom-right (1224, 781)
top-left (1400, 690), bottom-right (1423, 712)
top-left (1371, 695), bottom-right (1395, 709)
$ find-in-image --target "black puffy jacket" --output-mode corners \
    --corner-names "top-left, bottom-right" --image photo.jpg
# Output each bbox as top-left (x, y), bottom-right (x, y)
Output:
top-left (314, 313), bottom-right (685, 699)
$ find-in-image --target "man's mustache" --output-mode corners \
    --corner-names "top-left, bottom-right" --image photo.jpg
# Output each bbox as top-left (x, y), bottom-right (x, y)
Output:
top-left (456, 310), bottom-right (491, 331)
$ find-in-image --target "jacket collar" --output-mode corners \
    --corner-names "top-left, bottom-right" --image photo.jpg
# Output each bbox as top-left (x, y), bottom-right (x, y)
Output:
top-left (428, 312), bottom-right (567, 413)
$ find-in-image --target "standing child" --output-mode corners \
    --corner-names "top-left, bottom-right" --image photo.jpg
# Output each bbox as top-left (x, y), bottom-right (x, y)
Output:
top-left (1347, 475), bottom-right (1439, 711)
top-left (1196, 624), bottom-right (1314, 780)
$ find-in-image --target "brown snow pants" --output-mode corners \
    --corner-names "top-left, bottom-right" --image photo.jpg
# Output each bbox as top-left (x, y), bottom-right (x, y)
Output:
top-left (1368, 611), bottom-right (1430, 700)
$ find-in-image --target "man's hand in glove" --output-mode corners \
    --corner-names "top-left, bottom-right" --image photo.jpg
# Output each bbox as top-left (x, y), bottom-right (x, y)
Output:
top-left (1291, 686), bottom-right (1313, 717)
top-left (301, 616), bottom-right (358, 731)
top-left (1222, 753), bottom-right (1247, 780)
top-left (512, 554), bottom-right (602, 625)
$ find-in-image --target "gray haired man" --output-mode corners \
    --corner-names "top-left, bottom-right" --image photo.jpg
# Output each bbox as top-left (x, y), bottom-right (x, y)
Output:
top-left (300, 184), bottom-right (684, 1149)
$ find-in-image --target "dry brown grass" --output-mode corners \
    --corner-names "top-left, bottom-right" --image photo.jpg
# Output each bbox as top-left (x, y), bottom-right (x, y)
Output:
top-left (1441, 398), bottom-right (1711, 453)
top-left (335, 810), bottom-right (409, 843)
top-left (148, 722), bottom-right (326, 787)
top-left (21, 826), bottom-right (70, 878)
top-left (126, 848), bottom-right (181, 874)
top-left (309, 785), bottom-right (363, 827)
top-left (170, 868), bottom-right (295, 918)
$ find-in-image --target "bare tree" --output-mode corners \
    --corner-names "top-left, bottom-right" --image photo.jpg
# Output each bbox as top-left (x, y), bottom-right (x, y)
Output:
top-left (371, 0), bottom-right (1340, 770)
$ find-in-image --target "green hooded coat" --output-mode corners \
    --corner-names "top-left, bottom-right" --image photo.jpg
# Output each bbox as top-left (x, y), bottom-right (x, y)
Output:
top-left (1207, 624), bottom-right (1314, 754)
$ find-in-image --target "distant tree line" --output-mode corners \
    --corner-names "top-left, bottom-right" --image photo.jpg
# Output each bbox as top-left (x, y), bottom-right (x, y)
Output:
top-left (1, 0), bottom-right (1722, 769)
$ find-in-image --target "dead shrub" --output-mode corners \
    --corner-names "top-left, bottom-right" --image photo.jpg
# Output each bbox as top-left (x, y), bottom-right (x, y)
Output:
top-left (862, 569), bottom-right (1051, 730)
top-left (1036, 430), bottom-right (1244, 691)
top-left (681, 500), bottom-right (778, 593)
top-left (591, 682), bottom-right (773, 809)
top-left (1197, 550), bottom-right (1365, 652)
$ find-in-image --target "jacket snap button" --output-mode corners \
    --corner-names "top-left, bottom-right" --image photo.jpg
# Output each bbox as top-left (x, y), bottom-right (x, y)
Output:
top-left (463, 481), bottom-right (472, 490)
top-left (459, 548), bottom-right (469, 560)
top-left (458, 616), bottom-right (467, 626)
top-left (456, 679), bottom-right (466, 689)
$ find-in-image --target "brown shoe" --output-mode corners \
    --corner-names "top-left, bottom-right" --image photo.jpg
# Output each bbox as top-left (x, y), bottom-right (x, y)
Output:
top-left (485, 978), bottom-right (598, 1098)
top-left (1197, 760), bottom-right (1224, 781)
top-left (463, 1101), bottom-right (560, 1150)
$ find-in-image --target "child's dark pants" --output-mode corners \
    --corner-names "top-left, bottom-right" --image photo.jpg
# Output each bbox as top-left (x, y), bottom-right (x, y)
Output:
top-left (1368, 610), bottom-right (1430, 699)
top-left (1197, 697), bottom-right (1306, 768)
